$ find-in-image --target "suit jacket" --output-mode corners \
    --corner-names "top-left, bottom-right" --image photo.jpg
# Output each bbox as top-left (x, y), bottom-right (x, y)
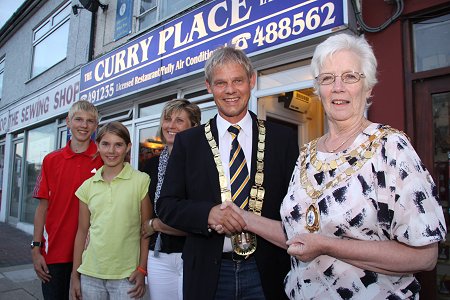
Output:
top-left (140, 154), bottom-right (185, 253)
top-left (157, 112), bottom-right (299, 300)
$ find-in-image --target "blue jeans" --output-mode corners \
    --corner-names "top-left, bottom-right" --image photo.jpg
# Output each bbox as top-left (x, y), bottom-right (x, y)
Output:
top-left (41, 262), bottom-right (72, 300)
top-left (80, 274), bottom-right (144, 300)
top-left (214, 256), bottom-right (265, 300)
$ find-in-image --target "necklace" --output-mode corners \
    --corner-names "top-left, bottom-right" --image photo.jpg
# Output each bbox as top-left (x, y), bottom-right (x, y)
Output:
top-left (204, 119), bottom-right (266, 256)
top-left (323, 123), bottom-right (364, 153)
top-left (301, 125), bottom-right (392, 233)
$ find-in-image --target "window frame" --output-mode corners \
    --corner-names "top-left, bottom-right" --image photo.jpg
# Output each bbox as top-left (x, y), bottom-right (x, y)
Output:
top-left (137, 0), bottom-right (203, 31)
top-left (412, 13), bottom-right (450, 73)
top-left (0, 57), bottom-right (5, 100)
top-left (31, 2), bottom-right (71, 78)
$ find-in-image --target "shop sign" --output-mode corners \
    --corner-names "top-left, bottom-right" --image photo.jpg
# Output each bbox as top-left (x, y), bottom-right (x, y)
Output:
top-left (114, 0), bottom-right (133, 40)
top-left (80, 0), bottom-right (348, 105)
top-left (0, 74), bottom-right (79, 135)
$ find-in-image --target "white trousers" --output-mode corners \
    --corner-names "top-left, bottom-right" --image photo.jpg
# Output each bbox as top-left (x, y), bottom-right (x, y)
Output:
top-left (147, 250), bottom-right (183, 300)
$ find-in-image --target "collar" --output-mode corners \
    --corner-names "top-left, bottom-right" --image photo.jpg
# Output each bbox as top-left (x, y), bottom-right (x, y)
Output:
top-left (62, 140), bottom-right (98, 159)
top-left (216, 111), bottom-right (252, 140)
top-left (92, 162), bottom-right (133, 182)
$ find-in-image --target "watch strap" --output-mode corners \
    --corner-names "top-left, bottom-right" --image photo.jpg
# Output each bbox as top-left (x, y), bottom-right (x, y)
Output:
top-left (31, 241), bottom-right (43, 249)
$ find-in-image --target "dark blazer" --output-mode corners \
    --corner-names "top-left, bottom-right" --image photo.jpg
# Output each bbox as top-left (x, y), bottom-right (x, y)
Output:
top-left (157, 112), bottom-right (299, 300)
top-left (140, 154), bottom-right (185, 253)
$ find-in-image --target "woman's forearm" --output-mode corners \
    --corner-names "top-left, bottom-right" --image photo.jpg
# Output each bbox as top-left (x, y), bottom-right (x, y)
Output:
top-left (288, 233), bottom-right (438, 275)
top-left (153, 218), bottom-right (187, 236)
top-left (244, 211), bottom-right (287, 249)
top-left (327, 238), bottom-right (438, 274)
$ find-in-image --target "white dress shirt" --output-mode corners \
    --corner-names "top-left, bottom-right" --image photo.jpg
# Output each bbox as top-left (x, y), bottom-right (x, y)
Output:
top-left (216, 112), bottom-right (253, 252)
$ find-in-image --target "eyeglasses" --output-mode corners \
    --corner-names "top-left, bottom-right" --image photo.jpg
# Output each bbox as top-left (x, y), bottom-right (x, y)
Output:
top-left (315, 71), bottom-right (366, 85)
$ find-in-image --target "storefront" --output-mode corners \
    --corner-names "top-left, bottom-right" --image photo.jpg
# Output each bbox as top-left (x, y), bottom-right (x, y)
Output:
top-left (78, 0), bottom-right (354, 170)
top-left (0, 0), bottom-right (449, 297)
top-left (0, 72), bottom-right (81, 232)
top-left (356, 1), bottom-right (449, 297)
top-left (0, 0), bottom-right (355, 228)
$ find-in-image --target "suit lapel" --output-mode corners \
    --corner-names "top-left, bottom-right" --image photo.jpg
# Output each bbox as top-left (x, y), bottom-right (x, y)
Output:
top-left (205, 116), bottom-right (222, 204)
top-left (250, 112), bottom-right (258, 184)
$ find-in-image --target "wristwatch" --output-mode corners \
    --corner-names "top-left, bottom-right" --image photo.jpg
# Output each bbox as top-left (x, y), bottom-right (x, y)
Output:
top-left (30, 241), bottom-right (43, 249)
top-left (147, 219), bottom-right (156, 236)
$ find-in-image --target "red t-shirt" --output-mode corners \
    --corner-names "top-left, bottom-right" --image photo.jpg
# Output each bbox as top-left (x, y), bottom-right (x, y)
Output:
top-left (33, 140), bottom-right (103, 264)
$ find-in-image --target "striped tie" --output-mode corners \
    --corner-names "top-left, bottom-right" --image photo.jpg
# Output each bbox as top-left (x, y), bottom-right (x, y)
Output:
top-left (228, 125), bottom-right (250, 210)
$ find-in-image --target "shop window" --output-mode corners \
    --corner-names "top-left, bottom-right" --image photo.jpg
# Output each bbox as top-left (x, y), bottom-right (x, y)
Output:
top-left (199, 103), bottom-right (218, 124)
top-left (0, 57), bottom-right (4, 100)
top-left (0, 142), bottom-right (5, 208)
top-left (138, 0), bottom-right (202, 31)
top-left (138, 123), bottom-right (162, 170)
top-left (99, 109), bottom-right (133, 125)
top-left (137, 100), bottom-right (217, 170)
top-left (58, 127), bottom-right (67, 148)
top-left (413, 13), bottom-right (450, 72)
top-left (184, 89), bottom-right (209, 100)
top-left (139, 93), bottom-right (177, 117)
top-left (21, 123), bottom-right (56, 223)
top-left (10, 138), bottom-right (23, 221)
top-left (31, 2), bottom-right (71, 77)
top-left (57, 117), bottom-right (68, 148)
top-left (258, 60), bottom-right (313, 92)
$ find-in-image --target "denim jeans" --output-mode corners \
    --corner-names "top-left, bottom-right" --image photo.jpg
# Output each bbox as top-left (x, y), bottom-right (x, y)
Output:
top-left (80, 274), bottom-right (145, 300)
top-left (214, 256), bottom-right (265, 300)
top-left (41, 262), bottom-right (72, 300)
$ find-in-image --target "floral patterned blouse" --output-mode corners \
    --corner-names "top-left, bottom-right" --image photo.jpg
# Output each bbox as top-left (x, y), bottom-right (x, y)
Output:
top-left (281, 123), bottom-right (446, 299)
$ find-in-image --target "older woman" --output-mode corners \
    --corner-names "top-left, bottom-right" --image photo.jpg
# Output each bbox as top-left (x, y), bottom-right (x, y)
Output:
top-left (280, 33), bottom-right (446, 299)
top-left (141, 99), bottom-right (201, 300)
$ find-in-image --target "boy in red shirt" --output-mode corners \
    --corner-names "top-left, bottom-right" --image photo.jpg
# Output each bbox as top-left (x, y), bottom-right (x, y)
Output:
top-left (32, 100), bottom-right (103, 300)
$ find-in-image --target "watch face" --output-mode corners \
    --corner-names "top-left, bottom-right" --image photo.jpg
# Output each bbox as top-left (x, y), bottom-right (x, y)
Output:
top-left (31, 241), bottom-right (42, 249)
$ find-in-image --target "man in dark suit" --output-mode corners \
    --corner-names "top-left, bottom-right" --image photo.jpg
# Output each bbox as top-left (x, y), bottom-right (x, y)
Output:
top-left (157, 46), bottom-right (299, 300)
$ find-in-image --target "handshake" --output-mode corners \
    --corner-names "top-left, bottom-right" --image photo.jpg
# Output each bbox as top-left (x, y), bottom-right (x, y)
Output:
top-left (208, 201), bottom-right (249, 235)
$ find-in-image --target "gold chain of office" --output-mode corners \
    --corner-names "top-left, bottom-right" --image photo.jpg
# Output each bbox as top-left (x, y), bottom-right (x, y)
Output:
top-left (204, 119), bottom-right (266, 214)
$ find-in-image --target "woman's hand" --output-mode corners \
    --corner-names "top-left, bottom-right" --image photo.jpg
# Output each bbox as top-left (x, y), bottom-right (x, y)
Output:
top-left (287, 233), bottom-right (439, 275)
top-left (142, 218), bottom-right (156, 238)
top-left (287, 233), bottom-right (325, 262)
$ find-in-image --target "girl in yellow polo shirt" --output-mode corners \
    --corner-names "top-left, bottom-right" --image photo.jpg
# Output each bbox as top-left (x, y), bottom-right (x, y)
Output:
top-left (71, 121), bottom-right (151, 300)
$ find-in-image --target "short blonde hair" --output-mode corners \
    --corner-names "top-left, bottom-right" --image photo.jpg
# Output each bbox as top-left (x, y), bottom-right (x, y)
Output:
top-left (158, 99), bottom-right (201, 144)
top-left (68, 100), bottom-right (99, 122)
top-left (205, 46), bottom-right (255, 84)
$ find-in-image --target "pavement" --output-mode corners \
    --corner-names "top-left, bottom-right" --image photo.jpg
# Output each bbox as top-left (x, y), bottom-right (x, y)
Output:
top-left (0, 222), bottom-right (150, 300)
top-left (0, 222), bottom-right (43, 300)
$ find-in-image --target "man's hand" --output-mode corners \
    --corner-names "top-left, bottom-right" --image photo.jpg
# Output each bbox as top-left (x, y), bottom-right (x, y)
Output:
top-left (70, 272), bottom-right (82, 300)
top-left (208, 202), bottom-right (246, 235)
top-left (31, 250), bottom-right (51, 282)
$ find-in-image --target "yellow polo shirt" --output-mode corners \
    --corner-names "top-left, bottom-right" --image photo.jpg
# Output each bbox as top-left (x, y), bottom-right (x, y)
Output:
top-left (75, 162), bottom-right (150, 279)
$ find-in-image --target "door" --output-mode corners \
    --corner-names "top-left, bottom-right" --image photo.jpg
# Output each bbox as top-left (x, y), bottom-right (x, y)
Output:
top-left (413, 75), bottom-right (450, 299)
top-left (9, 138), bottom-right (24, 223)
top-left (257, 91), bottom-right (324, 148)
top-left (0, 142), bottom-right (5, 211)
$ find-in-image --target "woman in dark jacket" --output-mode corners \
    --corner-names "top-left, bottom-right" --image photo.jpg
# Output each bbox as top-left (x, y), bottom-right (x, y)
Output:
top-left (141, 98), bottom-right (200, 300)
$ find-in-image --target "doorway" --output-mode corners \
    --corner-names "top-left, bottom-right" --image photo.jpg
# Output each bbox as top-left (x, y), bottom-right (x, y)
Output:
top-left (257, 89), bottom-right (324, 148)
top-left (9, 137), bottom-right (24, 224)
top-left (413, 74), bottom-right (450, 299)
